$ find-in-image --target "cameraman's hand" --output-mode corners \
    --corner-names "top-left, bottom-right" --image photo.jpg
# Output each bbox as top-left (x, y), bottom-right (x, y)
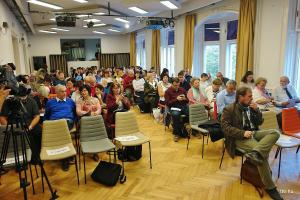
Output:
top-left (0, 87), bottom-right (11, 99)
top-left (244, 131), bottom-right (253, 139)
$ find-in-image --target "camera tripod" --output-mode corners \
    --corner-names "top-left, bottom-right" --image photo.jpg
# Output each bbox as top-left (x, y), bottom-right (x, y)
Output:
top-left (0, 110), bottom-right (58, 200)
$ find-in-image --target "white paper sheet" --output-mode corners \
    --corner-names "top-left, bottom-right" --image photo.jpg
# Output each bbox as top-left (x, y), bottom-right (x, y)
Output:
top-left (115, 136), bottom-right (139, 142)
top-left (46, 146), bottom-right (70, 156)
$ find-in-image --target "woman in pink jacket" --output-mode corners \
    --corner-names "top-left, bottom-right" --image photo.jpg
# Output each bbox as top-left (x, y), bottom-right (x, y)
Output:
top-left (187, 78), bottom-right (210, 107)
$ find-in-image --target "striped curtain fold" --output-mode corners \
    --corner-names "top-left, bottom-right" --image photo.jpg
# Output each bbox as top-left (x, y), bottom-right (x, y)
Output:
top-left (49, 54), bottom-right (68, 74)
top-left (130, 32), bottom-right (136, 66)
top-left (184, 14), bottom-right (196, 73)
top-left (151, 30), bottom-right (161, 73)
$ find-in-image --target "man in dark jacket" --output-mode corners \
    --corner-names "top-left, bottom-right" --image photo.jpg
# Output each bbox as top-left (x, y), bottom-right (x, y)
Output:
top-left (165, 77), bottom-right (189, 142)
top-left (221, 86), bottom-right (282, 200)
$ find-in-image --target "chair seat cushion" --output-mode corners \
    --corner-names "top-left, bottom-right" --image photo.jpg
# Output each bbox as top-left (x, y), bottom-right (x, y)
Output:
top-left (114, 132), bottom-right (150, 147)
top-left (40, 143), bottom-right (76, 161)
top-left (276, 134), bottom-right (300, 148)
top-left (283, 131), bottom-right (300, 139)
top-left (191, 125), bottom-right (209, 134)
top-left (81, 138), bottom-right (115, 153)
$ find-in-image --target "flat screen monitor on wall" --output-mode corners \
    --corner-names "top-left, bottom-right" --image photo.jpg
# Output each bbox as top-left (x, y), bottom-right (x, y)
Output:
top-left (33, 56), bottom-right (46, 71)
top-left (60, 39), bottom-right (101, 61)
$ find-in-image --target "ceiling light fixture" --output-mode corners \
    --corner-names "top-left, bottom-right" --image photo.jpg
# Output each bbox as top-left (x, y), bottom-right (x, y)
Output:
top-left (51, 27), bottom-right (70, 32)
top-left (93, 31), bottom-right (106, 34)
top-left (76, 14), bottom-right (89, 18)
top-left (160, 1), bottom-right (178, 9)
top-left (93, 12), bottom-right (105, 15)
top-left (125, 23), bottom-right (130, 29)
top-left (84, 18), bottom-right (101, 23)
top-left (27, 0), bottom-right (63, 10)
top-left (128, 6), bottom-right (148, 14)
top-left (108, 29), bottom-right (120, 32)
top-left (39, 30), bottom-right (57, 34)
top-left (73, 0), bottom-right (88, 3)
top-left (83, 23), bottom-right (106, 28)
top-left (115, 18), bottom-right (129, 23)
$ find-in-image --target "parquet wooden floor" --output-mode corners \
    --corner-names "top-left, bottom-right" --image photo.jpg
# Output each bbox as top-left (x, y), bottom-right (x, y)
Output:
top-left (0, 108), bottom-right (299, 200)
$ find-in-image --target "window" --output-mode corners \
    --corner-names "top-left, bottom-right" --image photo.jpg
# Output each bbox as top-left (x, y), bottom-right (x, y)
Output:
top-left (161, 28), bottom-right (175, 76)
top-left (136, 33), bottom-right (146, 68)
top-left (193, 13), bottom-right (238, 79)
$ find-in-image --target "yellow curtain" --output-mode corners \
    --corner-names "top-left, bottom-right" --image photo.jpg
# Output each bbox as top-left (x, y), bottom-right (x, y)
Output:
top-left (183, 14), bottom-right (196, 73)
top-left (151, 30), bottom-right (161, 73)
top-left (236, 0), bottom-right (256, 82)
top-left (130, 32), bottom-right (136, 66)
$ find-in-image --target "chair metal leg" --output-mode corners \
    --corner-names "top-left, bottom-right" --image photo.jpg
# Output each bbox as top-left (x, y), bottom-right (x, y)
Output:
top-left (29, 164), bottom-right (35, 194)
top-left (240, 156), bottom-right (244, 184)
top-left (79, 146), bottom-right (81, 171)
top-left (121, 147), bottom-right (125, 174)
top-left (83, 154), bottom-right (86, 184)
top-left (202, 134), bottom-right (205, 159)
top-left (274, 146), bottom-right (280, 159)
top-left (296, 146), bottom-right (300, 154)
top-left (34, 165), bottom-right (39, 178)
top-left (219, 143), bottom-right (226, 169)
top-left (278, 148), bottom-right (282, 179)
top-left (206, 133), bottom-right (209, 144)
top-left (148, 142), bottom-right (152, 169)
top-left (186, 129), bottom-right (191, 150)
top-left (74, 155), bottom-right (80, 185)
top-left (41, 167), bottom-right (44, 192)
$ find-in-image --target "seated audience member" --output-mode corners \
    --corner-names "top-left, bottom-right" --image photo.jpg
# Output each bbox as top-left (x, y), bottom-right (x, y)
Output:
top-left (95, 70), bottom-right (102, 84)
top-left (115, 69), bottom-right (123, 85)
top-left (160, 68), bottom-right (170, 78)
top-left (184, 70), bottom-right (192, 84)
top-left (0, 85), bottom-right (41, 164)
top-left (76, 85), bottom-right (101, 117)
top-left (187, 78), bottom-right (209, 107)
top-left (252, 77), bottom-right (274, 109)
top-left (84, 75), bottom-right (97, 97)
top-left (94, 84), bottom-right (105, 107)
top-left (100, 70), bottom-right (113, 88)
top-left (158, 73), bottom-right (171, 106)
top-left (123, 69), bottom-right (135, 103)
top-left (106, 82), bottom-right (131, 126)
top-left (44, 85), bottom-right (77, 171)
top-left (274, 76), bottom-right (300, 107)
top-left (144, 72), bottom-right (158, 110)
top-left (240, 71), bottom-right (255, 89)
top-left (221, 87), bottom-right (282, 200)
top-left (205, 79), bottom-right (223, 108)
top-left (216, 72), bottom-right (229, 89)
top-left (216, 80), bottom-right (237, 114)
top-left (165, 78), bottom-right (189, 142)
top-left (53, 71), bottom-right (66, 86)
top-left (199, 73), bottom-right (210, 92)
top-left (178, 70), bottom-right (191, 92)
top-left (66, 78), bottom-right (76, 98)
top-left (133, 70), bottom-right (146, 112)
top-left (33, 85), bottom-right (49, 113)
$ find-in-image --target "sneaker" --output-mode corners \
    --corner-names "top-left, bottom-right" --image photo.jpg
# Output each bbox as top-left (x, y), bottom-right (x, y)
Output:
top-left (173, 135), bottom-right (179, 142)
top-left (266, 187), bottom-right (284, 200)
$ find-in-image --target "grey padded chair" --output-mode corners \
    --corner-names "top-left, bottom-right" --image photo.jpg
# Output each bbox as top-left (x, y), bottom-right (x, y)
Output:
top-left (115, 111), bottom-right (152, 172)
top-left (186, 104), bottom-right (210, 158)
top-left (79, 115), bottom-right (116, 184)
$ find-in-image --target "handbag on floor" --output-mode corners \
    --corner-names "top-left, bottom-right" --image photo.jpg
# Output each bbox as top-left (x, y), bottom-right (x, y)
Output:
top-left (91, 161), bottom-right (126, 186)
top-left (198, 120), bottom-right (224, 142)
top-left (117, 145), bottom-right (142, 161)
top-left (241, 159), bottom-right (264, 198)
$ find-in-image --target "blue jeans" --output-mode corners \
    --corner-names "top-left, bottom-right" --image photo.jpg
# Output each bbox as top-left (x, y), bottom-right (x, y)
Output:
top-left (170, 106), bottom-right (189, 136)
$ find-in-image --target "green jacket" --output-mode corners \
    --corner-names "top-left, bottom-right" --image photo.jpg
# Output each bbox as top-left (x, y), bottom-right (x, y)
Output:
top-left (221, 103), bottom-right (263, 158)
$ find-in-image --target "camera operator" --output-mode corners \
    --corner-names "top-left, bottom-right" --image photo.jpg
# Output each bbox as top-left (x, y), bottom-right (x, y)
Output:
top-left (0, 85), bottom-right (41, 164)
top-left (0, 87), bottom-right (11, 112)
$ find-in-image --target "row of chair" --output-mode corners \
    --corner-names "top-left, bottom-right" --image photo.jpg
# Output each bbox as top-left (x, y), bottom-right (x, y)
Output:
top-left (40, 111), bottom-right (152, 186)
top-left (185, 104), bottom-right (300, 180)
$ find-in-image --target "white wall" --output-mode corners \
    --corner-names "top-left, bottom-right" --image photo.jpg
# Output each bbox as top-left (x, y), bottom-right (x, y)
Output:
top-left (28, 34), bottom-right (130, 68)
top-left (0, 1), bottom-right (30, 74)
top-left (254, 0), bottom-right (290, 88)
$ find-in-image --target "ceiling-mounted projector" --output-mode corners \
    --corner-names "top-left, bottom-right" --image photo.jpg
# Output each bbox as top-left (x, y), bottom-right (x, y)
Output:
top-left (87, 21), bottom-right (94, 28)
top-left (56, 15), bottom-right (76, 27)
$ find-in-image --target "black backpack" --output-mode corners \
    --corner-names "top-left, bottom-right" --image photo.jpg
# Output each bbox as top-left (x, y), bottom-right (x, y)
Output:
top-left (117, 145), bottom-right (142, 161)
top-left (91, 161), bottom-right (126, 186)
top-left (198, 120), bottom-right (224, 142)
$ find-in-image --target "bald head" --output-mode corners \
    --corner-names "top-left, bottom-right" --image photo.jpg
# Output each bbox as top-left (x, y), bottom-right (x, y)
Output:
top-left (55, 85), bottom-right (67, 100)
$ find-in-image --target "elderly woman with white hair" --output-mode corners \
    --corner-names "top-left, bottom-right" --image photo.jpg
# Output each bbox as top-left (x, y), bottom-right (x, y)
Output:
top-left (33, 84), bottom-right (50, 113)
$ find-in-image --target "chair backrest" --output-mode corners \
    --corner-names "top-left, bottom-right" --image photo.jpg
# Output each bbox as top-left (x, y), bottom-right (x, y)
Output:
top-left (42, 119), bottom-right (72, 147)
top-left (189, 104), bottom-right (208, 126)
top-left (115, 111), bottom-right (139, 136)
top-left (282, 107), bottom-right (300, 132)
top-left (80, 115), bottom-right (108, 142)
top-left (260, 111), bottom-right (279, 130)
